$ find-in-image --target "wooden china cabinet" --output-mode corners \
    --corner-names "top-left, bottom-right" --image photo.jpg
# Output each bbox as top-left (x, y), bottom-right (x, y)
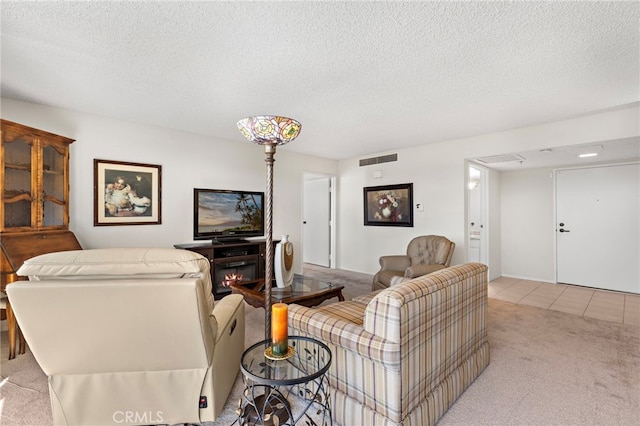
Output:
top-left (1, 119), bottom-right (82, 359)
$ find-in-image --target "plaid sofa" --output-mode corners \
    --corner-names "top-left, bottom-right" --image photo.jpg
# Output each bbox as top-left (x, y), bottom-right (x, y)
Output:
top-left (288, 262), bottom-right (490, 426)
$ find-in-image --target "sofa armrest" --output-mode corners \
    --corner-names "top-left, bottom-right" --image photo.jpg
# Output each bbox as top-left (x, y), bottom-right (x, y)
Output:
top-left (211, 294), bottom-right (244, 344)
top-left (352, 289), bottom-right (383, 304)
top-left (404, 263), bottom-right (447, 278)
top-left (378, 255), bottom-right (411, 272)
top-left (288, 304), bottom-right (400, 367)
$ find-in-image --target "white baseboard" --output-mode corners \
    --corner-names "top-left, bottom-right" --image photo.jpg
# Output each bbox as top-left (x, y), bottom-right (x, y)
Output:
top-left (499, 274), bottom-right (556, 284)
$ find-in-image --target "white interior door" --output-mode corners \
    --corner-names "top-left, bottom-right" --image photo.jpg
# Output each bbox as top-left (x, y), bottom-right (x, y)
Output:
top-left (303, 178), bottom-right (331, 267)
top-left (556, 163), bottom-right (640, 293)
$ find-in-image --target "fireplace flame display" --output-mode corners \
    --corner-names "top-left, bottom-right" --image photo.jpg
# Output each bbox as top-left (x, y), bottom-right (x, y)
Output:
top-left (222, 273), bottom-right (244, 286)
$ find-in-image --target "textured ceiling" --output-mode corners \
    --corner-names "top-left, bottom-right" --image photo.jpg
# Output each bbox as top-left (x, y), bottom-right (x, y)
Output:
top-left (1, 1), bottom-right (638, 164)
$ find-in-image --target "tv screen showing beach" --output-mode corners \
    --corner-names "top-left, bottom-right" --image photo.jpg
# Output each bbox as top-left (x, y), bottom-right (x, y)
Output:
top-left (197, 191), bottom-right (263, 234)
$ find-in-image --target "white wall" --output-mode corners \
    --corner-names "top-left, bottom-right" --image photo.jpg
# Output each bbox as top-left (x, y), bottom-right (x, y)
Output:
top-left (337, 144), bottom-right (467, 273)
top-left (336, 104), bottom-right (640, 278)
top-left (487, 167), bottom-right (502, 280)
top-left (3, 98), bottom-right (638, 281)
top-left (1, 98), bottom-right (338, 274)
top-left (500, 168), bottom-right (555, 282)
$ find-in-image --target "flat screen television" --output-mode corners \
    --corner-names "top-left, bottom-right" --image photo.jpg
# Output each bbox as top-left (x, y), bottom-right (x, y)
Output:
top-left (194, 188), bottom-right (265, 243)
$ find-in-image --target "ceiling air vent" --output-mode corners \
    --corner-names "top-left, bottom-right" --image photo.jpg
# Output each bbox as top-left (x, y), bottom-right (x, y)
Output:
top-left (359, 153), bottom-right (398, 167)
top-left (475, 153), bottom-right (525, 164)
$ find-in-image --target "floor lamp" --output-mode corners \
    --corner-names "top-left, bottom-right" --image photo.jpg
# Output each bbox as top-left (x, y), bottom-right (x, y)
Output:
top-left (237, 116), bottom-right (302, 341)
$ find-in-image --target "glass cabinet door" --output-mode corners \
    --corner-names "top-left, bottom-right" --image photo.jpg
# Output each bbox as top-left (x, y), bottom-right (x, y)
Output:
top-left (2, 133), bottom-right (34, 230)
top-left (41, 143), bottom-right (67, 228)
top-left (1, 120), bottom-right (74, 233)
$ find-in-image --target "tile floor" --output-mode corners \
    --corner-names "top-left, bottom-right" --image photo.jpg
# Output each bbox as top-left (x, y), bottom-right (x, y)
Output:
top-left (489, 277), bottom-right (640, 326)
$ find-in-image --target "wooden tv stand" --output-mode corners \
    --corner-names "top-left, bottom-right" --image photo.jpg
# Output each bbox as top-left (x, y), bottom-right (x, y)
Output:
top-left (174, 239), bottom-right (277, 299)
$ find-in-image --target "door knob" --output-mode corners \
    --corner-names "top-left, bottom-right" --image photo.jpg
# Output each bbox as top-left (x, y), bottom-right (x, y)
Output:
top-left (559, 228), bottom-right (570, 233)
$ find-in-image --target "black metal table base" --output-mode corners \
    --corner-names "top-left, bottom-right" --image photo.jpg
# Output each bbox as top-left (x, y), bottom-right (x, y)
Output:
top-left (238, 379), bottom-right (331, 425)
top-left (239, 385), bottom-right (292, 426)
top-left (239, 337), bottom-right (333, 426)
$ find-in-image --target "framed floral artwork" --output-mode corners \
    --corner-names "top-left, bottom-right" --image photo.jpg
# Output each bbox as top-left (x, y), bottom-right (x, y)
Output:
top-left (94, 159), bottom-right (162, 226)
top-left (363, 183), bottom-right (413, 227)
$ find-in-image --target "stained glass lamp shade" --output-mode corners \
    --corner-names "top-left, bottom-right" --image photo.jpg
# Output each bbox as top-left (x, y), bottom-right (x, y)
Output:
top-left (237, 116), bottom-right (301, 146)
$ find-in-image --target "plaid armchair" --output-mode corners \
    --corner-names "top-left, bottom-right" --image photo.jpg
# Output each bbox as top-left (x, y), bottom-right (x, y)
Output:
top-left (288, 263), bottom-right (489, 426)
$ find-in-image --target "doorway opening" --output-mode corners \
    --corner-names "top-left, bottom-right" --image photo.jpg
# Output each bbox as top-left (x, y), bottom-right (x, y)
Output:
top-left (466, 163), bottom-right (489, 266)
top-left (302, 174), bottom-right (336, 268)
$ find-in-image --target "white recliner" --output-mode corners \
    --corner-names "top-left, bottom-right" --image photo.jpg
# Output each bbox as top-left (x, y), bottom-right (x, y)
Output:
top-left (7, 247), bottom-right (245, 426)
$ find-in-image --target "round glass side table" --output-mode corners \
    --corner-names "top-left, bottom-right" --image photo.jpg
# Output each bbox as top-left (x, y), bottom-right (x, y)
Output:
top-left (239, 336), bottom-right (332, 426)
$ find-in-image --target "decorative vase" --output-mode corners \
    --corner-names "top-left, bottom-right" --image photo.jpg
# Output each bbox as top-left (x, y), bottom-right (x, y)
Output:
top-left (275, 234), bottom-right (294, 288)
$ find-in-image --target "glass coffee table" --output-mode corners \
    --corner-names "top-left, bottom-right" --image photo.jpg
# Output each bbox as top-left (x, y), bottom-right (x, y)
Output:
top-left (231, 274), bottom-right (344, 309)
top-left (239, 336), bottom-right (332, 425)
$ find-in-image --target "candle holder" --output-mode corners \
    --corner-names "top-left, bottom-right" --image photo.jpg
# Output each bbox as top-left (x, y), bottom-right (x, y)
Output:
top-left (264, 344), bottom-right (295, 360)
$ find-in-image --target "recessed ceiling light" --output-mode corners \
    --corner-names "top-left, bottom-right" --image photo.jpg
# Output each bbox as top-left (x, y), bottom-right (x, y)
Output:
top-left (569, 144), bottom-right (603, 157)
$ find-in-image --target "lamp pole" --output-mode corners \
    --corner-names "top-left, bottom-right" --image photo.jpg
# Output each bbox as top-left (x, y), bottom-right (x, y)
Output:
top-left (263, 142), bottom-right (276, 341)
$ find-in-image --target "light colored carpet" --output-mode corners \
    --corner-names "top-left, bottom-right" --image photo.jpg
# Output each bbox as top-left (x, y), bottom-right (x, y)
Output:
top-left (1, 266), bottom-right (639, 425)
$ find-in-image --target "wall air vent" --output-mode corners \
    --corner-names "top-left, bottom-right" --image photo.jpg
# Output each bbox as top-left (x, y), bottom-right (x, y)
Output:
top-left (359, 153), bottom-right (398, 167)
top-left (475, 153), bottom-right (525, 164)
